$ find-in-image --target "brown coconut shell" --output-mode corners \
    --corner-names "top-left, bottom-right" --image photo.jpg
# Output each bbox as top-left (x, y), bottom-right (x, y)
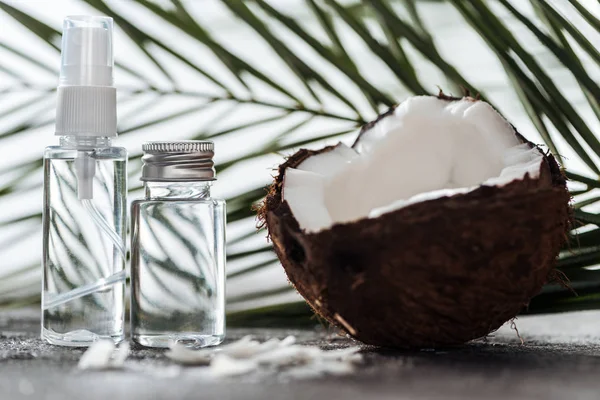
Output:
top-left (260, 96), bottom-right (571, 348)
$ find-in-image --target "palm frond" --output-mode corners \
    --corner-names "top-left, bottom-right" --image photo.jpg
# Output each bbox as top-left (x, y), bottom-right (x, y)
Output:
top-left (0, 0), bottom-right (599, 324)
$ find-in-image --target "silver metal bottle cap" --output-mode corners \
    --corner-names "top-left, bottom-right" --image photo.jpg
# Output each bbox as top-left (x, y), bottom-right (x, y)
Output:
top-left (141, 141), bottom-right (215, 182)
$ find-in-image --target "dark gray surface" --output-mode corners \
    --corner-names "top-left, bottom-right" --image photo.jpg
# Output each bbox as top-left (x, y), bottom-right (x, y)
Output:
top-left (2, 308), bottom-right (600, 400)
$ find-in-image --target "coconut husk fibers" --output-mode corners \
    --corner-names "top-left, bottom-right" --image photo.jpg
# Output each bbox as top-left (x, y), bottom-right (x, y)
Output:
top-left (260, 96), bottom-right (571, 348)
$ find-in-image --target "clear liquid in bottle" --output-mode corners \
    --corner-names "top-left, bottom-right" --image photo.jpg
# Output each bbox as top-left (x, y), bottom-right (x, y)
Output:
top-left (131, 183), bottom-right (226, 348)
top-left (42, 145), bottom-right (127, 346)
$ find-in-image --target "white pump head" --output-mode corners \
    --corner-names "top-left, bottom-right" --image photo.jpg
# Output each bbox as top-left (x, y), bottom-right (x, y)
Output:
top-left (60, 16), bottom-right (114, 86)
top-left (55, 16), bottom-right (117, 138)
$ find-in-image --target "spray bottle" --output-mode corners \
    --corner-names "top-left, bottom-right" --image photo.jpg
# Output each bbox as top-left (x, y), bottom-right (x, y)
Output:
top-left (42, 16), bottom-right (126, 346)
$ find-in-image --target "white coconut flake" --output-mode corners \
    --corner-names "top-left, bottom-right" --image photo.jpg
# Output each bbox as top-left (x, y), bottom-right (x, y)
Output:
top-left (78, 341), bottom-right (115, 370)
top-left (166, 336), bottom-right (362, 379)
top-left (252, 335), bottom-right (297, 354)
top-left (283, 96), bottom-right (545, 233)
top-left (209, 354), bottom-right (258, 378)
top-left (111, 342), bottom-right (130, 367)
top-left (253, 345), bottom-right (319, 366)
top-left (77, 340), bottom-right (130, 370)
top-left (165, 335), bottom-right (297, 365)
top-left (278, 335), bottom-right (297, 347)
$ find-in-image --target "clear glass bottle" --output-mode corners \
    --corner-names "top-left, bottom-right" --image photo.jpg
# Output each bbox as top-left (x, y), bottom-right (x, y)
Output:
top-left (131, 141), bottom-right (226, 348)
top-left (42, 137), bottom-right (127, 345)
top-left (42, 16), bottom-right (126, 346)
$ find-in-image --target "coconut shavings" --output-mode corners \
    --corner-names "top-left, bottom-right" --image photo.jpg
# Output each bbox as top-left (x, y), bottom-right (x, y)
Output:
top-left (77, 340), bottom-right (130, 370)
top-left (165, 335), bottom-right (362, 379)
top-left (210, 354), bottom-right (258, 377)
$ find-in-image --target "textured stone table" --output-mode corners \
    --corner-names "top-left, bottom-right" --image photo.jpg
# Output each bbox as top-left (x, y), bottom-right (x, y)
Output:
top-left (1, 307), bottom-right (600, 400)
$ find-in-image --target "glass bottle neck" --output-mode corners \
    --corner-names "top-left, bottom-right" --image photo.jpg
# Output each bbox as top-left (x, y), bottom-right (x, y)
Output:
top-left (60, 135), bottom-right (112, 149)
top-left (144, 181), bottom-right (212, 200)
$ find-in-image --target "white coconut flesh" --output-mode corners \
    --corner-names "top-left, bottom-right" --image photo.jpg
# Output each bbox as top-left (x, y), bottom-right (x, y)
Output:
top-left (282, 96), bottom-right (545, 233)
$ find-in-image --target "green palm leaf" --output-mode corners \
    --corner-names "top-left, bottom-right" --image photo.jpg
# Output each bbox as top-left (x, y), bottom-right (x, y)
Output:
top-left (0, 0), bottom-right (599, 325)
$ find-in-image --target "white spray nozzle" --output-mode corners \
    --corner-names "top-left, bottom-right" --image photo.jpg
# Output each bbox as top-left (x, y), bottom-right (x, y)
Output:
top-left (55, 15), bottom-right (117, 138)
top-left (60, 16), bottom-right (113, 87)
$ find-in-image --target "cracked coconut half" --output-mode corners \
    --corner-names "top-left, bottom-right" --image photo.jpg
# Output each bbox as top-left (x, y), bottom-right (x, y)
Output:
top-left (260, 94), bottom-right (571, 348)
